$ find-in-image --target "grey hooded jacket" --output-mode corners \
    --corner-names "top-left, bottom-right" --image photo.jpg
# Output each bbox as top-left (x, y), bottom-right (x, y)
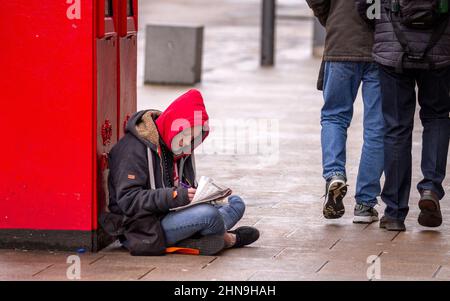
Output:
top-left (101, 110), bottom-right (196, 256)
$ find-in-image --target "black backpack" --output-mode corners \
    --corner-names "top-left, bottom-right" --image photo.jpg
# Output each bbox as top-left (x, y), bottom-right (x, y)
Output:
top-left (392, 0), bottom-right (448, 29)
top-left (386, 0), bottom-right (449, 71)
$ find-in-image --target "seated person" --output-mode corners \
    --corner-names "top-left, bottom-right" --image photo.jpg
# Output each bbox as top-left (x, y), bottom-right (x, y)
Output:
top-left (104, 89), bottom-right (259, 256)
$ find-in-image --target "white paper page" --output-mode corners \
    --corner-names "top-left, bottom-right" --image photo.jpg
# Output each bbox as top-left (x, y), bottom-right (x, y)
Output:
top-left (192, 176), bottom-right (213, 203)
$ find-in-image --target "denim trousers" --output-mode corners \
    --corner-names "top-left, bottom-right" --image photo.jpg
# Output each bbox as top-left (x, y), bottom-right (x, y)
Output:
top-left (321, 61), bottom-right (384, 207)
top-left (161, 195), bottom-right (246, 246)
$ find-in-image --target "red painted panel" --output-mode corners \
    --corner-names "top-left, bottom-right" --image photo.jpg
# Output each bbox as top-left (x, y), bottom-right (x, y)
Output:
top-left (117, 0), bottom-right (137, 139)
top-left (95, 2), bottom-right (119, 230)
top-left (0, 1), bottom-right (96, 231)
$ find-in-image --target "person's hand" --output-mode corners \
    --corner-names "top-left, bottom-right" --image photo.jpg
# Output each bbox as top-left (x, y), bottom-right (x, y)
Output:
top-left (187, 188), bottom-right (197, 202)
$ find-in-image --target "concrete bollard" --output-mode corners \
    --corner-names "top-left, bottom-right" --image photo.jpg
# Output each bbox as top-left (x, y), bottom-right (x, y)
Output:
top-left (261, 0), bottom-right (276, 66)
top-left (144, 24), bottom-right (203, 85)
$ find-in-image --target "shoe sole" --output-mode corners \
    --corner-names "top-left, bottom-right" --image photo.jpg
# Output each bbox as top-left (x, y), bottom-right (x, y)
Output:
top-left (418, 199), bottom-right (442, 228)
top-left (379, 221), bottom-right (406, 231)
top-left (353, 215), bottom-right (379, 224)
top-left (323, 180), bottom-right (347, 219)
top-left (175, 234), bottom-right (225, 256)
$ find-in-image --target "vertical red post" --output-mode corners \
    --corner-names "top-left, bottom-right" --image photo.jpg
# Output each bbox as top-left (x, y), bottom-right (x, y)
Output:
top-left (117, 0), bottom-right (138, 139)
top-left (95, 0), bottom-right (118, 251)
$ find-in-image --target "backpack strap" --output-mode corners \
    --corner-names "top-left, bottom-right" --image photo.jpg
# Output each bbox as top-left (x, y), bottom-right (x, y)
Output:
top-left (176, 152), bottom-right (198, 188)
top-left (191, 151), bottom-right (198, 188)
top-left (387, 7), bottom-right (413, 73)
top-left (146, 147), bottom-right (156, 190)
top-left (422, 15), bottom-right (449, 67)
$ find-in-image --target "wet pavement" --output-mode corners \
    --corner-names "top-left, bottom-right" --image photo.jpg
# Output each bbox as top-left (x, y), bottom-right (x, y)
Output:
top-left (1, 0), bottom-right (450, 281)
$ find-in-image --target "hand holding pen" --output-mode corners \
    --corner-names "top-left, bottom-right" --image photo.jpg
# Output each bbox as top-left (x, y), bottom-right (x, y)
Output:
top-left (180, 182), bottom-right (196, 203)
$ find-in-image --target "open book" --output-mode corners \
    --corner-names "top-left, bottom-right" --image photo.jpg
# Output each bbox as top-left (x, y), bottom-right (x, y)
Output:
top-left (172, 176), bottom-right (232, 211)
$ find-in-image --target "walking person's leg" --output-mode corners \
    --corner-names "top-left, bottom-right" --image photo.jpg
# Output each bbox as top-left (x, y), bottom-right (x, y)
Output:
top-left (416, 66), bottom-right (450, 227)
top-left (378, 65), bottom-right (417, 231)
top-left (321, 62), bottom-right (361, 219)
top-left (353, 63), bottom-right (384, 224)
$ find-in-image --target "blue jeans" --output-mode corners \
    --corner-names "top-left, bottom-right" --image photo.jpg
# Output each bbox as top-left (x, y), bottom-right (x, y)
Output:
top-left (321, 62), bottom-right (384, 207)
top-left (161, 195), bottom-right (246, 246)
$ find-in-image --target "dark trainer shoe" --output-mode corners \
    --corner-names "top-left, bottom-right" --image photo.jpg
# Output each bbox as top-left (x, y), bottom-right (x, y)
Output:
top-left (379, 215), bottom-right (406, 232)
top-left (228, 226), bottom-right (260, 248)
top-left (175, 234), bottom-right (225, 255)
top-left (323, 175), bottom-right (348, 219)
top-left (353, 204), bottom-right (379, 224)
top-left (418, 190), bottom-right (442, 228)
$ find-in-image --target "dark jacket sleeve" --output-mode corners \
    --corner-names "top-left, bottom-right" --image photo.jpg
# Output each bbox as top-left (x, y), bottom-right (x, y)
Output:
top-left (306, 0), bottom-right (331, 26)
top-left (355, 0), bottom-right (375, 29)
top-left (110, 141), bottom-right (190, 217)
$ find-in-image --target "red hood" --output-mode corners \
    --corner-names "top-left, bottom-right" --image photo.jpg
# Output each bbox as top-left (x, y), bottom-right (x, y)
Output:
top-left (155, 89), bottom-right (209, 156)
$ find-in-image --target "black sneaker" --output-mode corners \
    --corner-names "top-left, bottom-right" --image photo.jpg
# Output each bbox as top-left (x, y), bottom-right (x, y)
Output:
top-left (418, 190), bottom-right (442, 228)
top-left (175, 234), bottom-right (225, 255)
top-left (379, 215), bottom-right (406, 231)
top-left (323, 175), bottom-right (348, 219)
top-left (353, 204), bottom-right (379, 224)
top-left (228, 226), bottom-right (260, 248)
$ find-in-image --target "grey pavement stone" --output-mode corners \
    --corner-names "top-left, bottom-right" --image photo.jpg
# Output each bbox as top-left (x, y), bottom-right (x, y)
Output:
top-left (219, 246), bottom-right (284, 259)
top-left (32, 262), bottom-right (154, 281)
top-left (434, 266), bottom-right (450, 280)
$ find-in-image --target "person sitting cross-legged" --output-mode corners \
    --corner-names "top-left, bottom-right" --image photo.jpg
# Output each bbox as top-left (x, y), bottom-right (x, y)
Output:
top-left (102, 89), bottom-right (259, 256)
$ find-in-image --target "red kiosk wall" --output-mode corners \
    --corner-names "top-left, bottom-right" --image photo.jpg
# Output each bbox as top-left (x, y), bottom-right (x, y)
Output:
top-left (117, 0), bottom-right (138, 139)
top-left (0, 0), bottom-right (118, 251)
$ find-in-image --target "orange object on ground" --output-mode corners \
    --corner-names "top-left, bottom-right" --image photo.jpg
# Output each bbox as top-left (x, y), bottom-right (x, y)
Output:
top-left (165, 247), bottom-right (200, 255)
